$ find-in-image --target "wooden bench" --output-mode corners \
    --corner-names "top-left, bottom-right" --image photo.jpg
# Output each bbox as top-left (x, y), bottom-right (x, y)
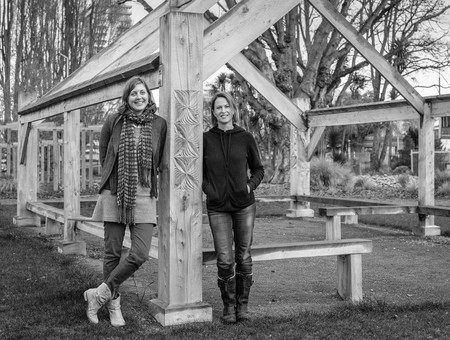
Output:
top-left (27, 201), bottom-right (372, 302)
top-left (318, 205), bottom-right (419, 240)
top-left (203, 239), bottom-right (372, 302)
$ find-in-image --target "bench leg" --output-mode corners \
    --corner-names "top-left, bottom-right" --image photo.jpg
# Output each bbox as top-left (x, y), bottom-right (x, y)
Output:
top-left (326, 216), bottom-right (341, 240)
top-left (336, 254), bottom-right (363, 302)
top-left (45, 217), bottom-right (62, 235)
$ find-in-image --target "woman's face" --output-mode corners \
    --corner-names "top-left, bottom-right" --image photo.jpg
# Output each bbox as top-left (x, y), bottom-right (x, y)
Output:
top-left (128, 83), bottom-right (149, 113)
top-left (213, 97), bottom-right (233, 126)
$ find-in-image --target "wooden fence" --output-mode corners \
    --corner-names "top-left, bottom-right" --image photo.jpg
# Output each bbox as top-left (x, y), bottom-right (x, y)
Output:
top-left (0, 123), bottom-right (102, 192)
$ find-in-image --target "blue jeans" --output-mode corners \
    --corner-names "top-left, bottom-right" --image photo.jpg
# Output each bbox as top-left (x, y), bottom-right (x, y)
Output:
top-left (103, 222), bottom-right (154, 296)
top-left (207, 203), bottom-right (256, 279)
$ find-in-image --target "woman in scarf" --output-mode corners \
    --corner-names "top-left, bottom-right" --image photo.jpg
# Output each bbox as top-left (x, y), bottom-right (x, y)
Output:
top-left (84, 76), bottom-right (167, 327)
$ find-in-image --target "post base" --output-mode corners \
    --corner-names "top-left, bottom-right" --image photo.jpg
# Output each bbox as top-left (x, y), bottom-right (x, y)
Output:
top-left (413, 225), bottom-right (441, 236)
top-left (286, 208), bottom-right (314, 218)
top-left (149, 298), bottom-right (212, 326)
top-left (13, 215), bottom-right (41, 227)
top-left (56, 240), bottom-right (87, 256)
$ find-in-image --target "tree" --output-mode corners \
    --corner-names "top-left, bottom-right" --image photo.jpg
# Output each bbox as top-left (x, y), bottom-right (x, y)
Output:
top-left (0, 0), bottom-right (132, 124)
top-left (205, 1), bottom-right (450, 174)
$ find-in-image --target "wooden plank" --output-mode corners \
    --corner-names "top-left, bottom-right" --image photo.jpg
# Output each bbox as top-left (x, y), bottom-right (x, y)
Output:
top-left (63, 110), bottom-right (80, 241)
top-left (228, 53), bottom-right (307, 132)
top-left (308, 0), bottom-right (425, 116)
top-left (203, 0), bottom-right (302, 79)
top-left (318, 205), bottom-right (419, 217)
top-left (18, 0), bottom-right (217, 120)
top-left (337, 254), bottom-right (363, 302)
top-left (294, 195), bottom-right (393, 207)
top-left (277, 94), bottom-right (450, 127)
top-left (325, 216), bottom-right (341, 241)
top-left (307, 126), bottom-right (326, 161)
top-left (418, 205), bottom-right (450, 217)
top-left (15, 122), bottom-right (40, 227)
top-left (52, 129), bottom-right (60, 191)
top-left (152, 11), bottom-right (211, 326)
top-left (27, 202), bottom-right (65, 223)
top-left (417, 104), bottom-right (438, 235)
top-left (19, 61), bottom-right (160, 122)
top-left (309, 104), bottom-right (418, 127)
top-left (202, 239), bottom-right (372, 265)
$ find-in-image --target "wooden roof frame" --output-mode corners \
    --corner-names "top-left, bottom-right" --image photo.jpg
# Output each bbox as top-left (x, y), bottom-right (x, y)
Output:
top-left (16, 0), bottom-right (446, 326)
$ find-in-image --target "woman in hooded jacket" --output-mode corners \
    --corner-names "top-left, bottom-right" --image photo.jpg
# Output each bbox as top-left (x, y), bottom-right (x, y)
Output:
top-left (203, 91), bottom-right (264, 323)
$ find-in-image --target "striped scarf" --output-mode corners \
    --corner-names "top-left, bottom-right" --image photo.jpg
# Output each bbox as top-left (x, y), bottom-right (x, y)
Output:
top-left (117, 104), bottom-right (157, 225)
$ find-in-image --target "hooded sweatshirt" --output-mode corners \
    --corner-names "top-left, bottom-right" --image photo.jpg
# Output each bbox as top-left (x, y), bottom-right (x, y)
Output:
top-left (203, 125), bottom-right (264, 211)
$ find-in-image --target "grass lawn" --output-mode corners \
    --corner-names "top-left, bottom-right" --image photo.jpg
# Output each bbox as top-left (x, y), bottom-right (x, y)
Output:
top-left (1, 202), bottom-right (450, 339)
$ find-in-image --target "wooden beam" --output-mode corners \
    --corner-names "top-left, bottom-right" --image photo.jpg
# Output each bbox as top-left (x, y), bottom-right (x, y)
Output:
top-left (318, 205), bottom-right (419, 217)
top-left (19, 58), bottom-right (160, 122)
top-left (151, 11), bottom-right (211, 326)
top-left (228, 53), bottom-right (307, 132)
top-left (308, 0), bottom-right (425, 116)
top-left (202, 239), bottom-right (372, 265)
top-left (418, 205), bottom-right (450, 217)
top-left (15, 122), bottom-right (40, 227)
top-left (294, 194), bottom-right (392, 207)
top-left (203, 0), bottom-right (302, 79)
top-left (307, 126), bottom-right (326, 161)
top-left (63, 110), bottom-right (81, 242)
top-left (308, 100), bottom-right (419, 127)
top-left (417, 104), bottom-right (440, 236)
top-left (41, 0), bottom-right (215, 97)
top-left (18, 0), bottom-right (218, 121)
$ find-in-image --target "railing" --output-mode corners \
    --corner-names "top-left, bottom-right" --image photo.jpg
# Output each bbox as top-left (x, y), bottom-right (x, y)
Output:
top-left (0, 123), bottom-right (102, 193)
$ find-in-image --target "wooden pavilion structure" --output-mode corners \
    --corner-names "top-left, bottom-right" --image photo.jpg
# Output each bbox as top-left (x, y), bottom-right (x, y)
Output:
top-left (15, 0), bottom-right (449, 325)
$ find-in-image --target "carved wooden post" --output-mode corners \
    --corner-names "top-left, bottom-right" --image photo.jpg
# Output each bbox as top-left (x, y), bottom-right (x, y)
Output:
top-left (149, 10), bottom-right (212, 326)
top-left (287, 95), bottom-right (314, 218)
top-left (417, 104), bottom-right (440, 236)
top-left (15, 122), bottom-right (40, 227)
top-left (59, 110), bottom-right (86, 255)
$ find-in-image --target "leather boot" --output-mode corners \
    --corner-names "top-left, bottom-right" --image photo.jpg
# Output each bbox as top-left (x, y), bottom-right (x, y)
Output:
top-left (83, 282), bottom-right (111, 324)
top-left (106, 294), bottom-right (126, 327)
top-left (217, 275), bottom-right (237, 323)
top-left (236, 273), bottom-right (253, 321)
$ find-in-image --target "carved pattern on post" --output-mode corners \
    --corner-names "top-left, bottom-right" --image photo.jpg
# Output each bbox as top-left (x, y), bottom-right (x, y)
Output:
top-left (173, 90), bottom-right (201, 191)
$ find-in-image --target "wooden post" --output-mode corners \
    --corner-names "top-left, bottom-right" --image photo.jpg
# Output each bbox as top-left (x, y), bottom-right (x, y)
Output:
top-left (52, 129), bottom-right (60, 191)
top-left (287, 95), bottom-right (314, 218)
top-left (149, 10), bottom-right (212, 326)
top-left (325, 216), bottom-right (341, 241)
top-left (59, 110), bottom-right (86, 255)
top-left (14, 122), bottom-right (41, 227)
top-left (417, 104), bottom-right (440, 236)
top-left (336, 254), bottom-right (363, 302)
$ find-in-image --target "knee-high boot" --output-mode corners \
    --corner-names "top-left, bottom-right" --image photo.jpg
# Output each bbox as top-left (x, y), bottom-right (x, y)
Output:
top-left (217, 275), bottom-right (236, 323)
top-left (236, 273), bottom-right (253, 321)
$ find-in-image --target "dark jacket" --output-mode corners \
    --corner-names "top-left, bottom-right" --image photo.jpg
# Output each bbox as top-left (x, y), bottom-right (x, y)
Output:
top-left (202, 125), bottom-right (264, 211)
top-left (98, 112), bottom-right (167, 194)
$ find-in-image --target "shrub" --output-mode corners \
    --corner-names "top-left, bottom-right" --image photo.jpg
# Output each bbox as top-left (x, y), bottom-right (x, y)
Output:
top-left (354, 176), bottom-right (376, 190)
top-left (392, 165), bottom-right (411, 175)
top-left (397, 174), bottom-right (410, 188)
top-left (310, 157), bottom-right (355, 191)
top-left (435, 169), bottom-right (450, 190)
top-left (437, 181), bottom-right (450, 196)
top-left (0, 176), bottom-right (16, 195)
top-left (405, 181), bottom-right (418, 195)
